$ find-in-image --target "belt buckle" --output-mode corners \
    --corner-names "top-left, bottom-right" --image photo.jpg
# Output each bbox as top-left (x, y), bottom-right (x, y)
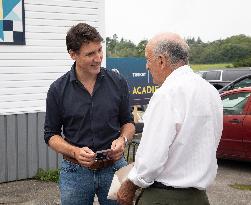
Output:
top-left (89, 160), bottom-right (103, 171)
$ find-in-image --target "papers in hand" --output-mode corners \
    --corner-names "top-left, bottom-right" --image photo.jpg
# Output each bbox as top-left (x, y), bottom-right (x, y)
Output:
top-left (107, 163), bottom-right (134, 200)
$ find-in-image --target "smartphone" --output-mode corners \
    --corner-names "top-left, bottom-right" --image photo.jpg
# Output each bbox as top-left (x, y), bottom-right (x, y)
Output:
top-left (95, 149), bottom-right (111, 160)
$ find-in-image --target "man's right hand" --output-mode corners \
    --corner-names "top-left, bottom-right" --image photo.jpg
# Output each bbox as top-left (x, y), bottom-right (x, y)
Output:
top-left (48, 135), bottom-right (96, 167)
top-left (74, 147), bottom-right (96, 167)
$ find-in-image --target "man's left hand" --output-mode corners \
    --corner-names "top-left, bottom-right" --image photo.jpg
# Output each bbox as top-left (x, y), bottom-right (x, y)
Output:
top-left (117, 180), bottom-right (137, 205)
top-left (109, 137), bottom-right (126, 161)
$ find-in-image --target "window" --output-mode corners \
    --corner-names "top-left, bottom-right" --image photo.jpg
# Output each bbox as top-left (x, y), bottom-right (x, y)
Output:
top-left (204, 71), bottom-right (221, 80)
top-left (222, 70), bottom-right (251, 81)
top-left (222, 92), bottom-right (250, 115)
top-left (232, 76), bottom-right (251, 90)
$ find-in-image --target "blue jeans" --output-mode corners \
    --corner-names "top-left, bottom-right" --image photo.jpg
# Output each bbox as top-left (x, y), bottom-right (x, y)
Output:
top-left (59, 157), bottom-right (127, 205)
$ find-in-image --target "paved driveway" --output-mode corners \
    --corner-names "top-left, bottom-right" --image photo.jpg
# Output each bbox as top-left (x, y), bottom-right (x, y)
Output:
top-left (207, 159), bottom-right (251, 205)
top-left (0, 159), bottom-right (250, 205)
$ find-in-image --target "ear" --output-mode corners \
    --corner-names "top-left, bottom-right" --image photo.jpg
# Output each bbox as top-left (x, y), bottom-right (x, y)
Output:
top-left (69, 50), bottom-right (77, 60)
top-left (158, 55), bottom-right (166, 70)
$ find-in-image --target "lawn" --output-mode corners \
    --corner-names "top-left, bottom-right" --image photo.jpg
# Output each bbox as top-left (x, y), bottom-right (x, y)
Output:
top-left (191, 63), bottom-right (233, 71)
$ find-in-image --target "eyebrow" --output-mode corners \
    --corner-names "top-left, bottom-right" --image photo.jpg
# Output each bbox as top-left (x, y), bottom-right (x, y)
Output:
top-left (85, 46), bottom-right (102, 56)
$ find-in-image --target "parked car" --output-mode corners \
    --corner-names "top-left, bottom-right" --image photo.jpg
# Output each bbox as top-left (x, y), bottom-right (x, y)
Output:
top-left (217, 87), bottom-right (251, 161)
top-left (199, 68), bottom-right (251, 90)
top-left (219, 74), bottom-right (251, 93)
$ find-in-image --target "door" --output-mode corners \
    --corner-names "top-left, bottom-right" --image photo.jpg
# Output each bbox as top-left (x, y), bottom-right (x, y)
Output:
top-left (218, 91), bottom-right (251, 159)
top-left (243, 96), bottom-right (251, 159)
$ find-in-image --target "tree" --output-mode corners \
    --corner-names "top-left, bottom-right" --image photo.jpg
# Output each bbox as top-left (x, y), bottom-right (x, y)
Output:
top-left (136, 40), bottom-right (148, 57)
top-left (233, 56), bottom-right (251, 67)
top-left (106, 34), bottom-right (251, 64)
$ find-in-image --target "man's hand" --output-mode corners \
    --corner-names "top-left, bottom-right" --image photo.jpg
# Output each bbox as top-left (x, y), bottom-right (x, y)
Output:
top-left (117, 180), bottom-right (138, 205)
top-left (74, 147), bottom-right (95, 167)
top-left (109, 137), bottom-right (126, 161)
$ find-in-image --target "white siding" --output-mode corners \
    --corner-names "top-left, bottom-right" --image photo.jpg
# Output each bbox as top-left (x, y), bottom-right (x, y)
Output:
top-left (0, 0), bottom-right (105, 115)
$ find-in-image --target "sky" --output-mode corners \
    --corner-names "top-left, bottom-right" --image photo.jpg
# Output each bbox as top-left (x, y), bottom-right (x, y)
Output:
top-left (105, 0), bottom-right (251, 44)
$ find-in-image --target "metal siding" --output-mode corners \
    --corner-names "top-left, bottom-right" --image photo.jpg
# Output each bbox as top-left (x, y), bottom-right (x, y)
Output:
top-left (17, 114), bottom-right (28, 180)
top-left (27, 113), bottom-right (38, 178)
top-left (58, 155), bottom-right (63, 168)
top-left (0, 113), bottom-right (61, 183)
top-left (48, 147), bottom-right (59, 170)
top-left (6, 115), bottom-right (18, 181)
top-left (0, 116), bottom-right (7, 183)
top-left (38, 112), bottom-right (48, 170)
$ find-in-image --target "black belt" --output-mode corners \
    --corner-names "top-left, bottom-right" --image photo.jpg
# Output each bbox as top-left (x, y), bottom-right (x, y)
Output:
top-left (150, 181), bottom-right (197, 191)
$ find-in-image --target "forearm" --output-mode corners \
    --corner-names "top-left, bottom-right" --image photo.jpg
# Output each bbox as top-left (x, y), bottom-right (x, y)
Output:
top-left (48, 135), bottom-right (78, 158)
top-left (117, 179), bottom-right (139, 205)
top-left (120, 123), bottom-right (135, 141)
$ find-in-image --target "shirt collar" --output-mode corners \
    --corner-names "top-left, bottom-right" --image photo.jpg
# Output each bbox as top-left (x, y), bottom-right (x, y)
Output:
top-left (162, 65), bottom-right (193, 86)
top-left (69, 62), bottom-right (77, 82)
top-left (69, 61), bottom-right (105, 83)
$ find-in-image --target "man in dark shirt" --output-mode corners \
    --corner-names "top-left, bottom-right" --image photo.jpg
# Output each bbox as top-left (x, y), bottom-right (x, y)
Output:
top-left (44, 23), bottom-right (135, 205)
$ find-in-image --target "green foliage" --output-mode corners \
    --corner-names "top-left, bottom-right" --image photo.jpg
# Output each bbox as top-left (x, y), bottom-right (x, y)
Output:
top-left (106, 34), bottom-right (251, 65)
top-left (229, 183), bottom-right (251, 191)
top-left (233, 56), bottom-right (251, 67)
top-left (188, 35), bottom-right (251, 64)
top-left (34, 168), bottom-right (59, 183)
top-left (106, 35), bottom-right (147, 57)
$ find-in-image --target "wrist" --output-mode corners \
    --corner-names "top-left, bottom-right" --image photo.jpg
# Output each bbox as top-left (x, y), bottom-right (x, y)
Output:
top-left (70, 146), bottom-right (79, 159)
top-left (125, 179), bottom-right (138, 191)
top-left (120, 135), bottom-right (128, 145)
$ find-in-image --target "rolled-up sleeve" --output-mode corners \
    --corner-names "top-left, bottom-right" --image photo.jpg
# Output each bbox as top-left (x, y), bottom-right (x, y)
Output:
top-left (44, 83), bottom-right (62, 144)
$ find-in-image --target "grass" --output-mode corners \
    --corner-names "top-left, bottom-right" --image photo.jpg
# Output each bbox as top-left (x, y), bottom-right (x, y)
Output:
top-left (34, 168), bottom-right (59, 183)
top-left (191, 63), bottom-right (233, 71)
top-left (229, 183), bottom-right (251, 191)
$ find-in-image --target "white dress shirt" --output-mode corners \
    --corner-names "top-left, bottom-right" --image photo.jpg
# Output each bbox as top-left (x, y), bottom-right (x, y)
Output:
top-left (128, 65), bottom-right (223, 190)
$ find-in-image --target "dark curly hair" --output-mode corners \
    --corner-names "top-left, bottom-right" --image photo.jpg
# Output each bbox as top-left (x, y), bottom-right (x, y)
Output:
top-left (66, 23), bottom-right (103, 53)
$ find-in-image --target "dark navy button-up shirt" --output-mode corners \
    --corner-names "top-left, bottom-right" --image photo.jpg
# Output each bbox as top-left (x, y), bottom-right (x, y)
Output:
top-left (44, 63), bottom-right (134, 151)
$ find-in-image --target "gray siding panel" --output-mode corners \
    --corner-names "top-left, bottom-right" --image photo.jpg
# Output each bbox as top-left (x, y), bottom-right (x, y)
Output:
top-left (58, 155), bottom-right (63, 168)
top-left (38, 112), bottom-right (48, 170)
top-left (17, 114), bottom-right (28, 180)
top-left (0, 113), bottom-right (60, 183)
top-left (6, 115), bottom-right (18, 181)
top-left (0, 116), bottom-right (7, 183)
top-left (27, 113), bottom-right (38, 178)
top-left (48, 147), bottom-right (58, 170)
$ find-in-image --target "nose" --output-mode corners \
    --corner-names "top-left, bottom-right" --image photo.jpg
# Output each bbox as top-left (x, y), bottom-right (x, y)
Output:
top-left (94, 52), bottom-right (103, 63)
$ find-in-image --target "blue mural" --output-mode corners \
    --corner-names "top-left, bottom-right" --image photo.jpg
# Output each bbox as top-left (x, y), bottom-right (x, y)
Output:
top-left (107, 58), bottom-right (159, 106)
top-left (0, 0), bottom-right (25, 45)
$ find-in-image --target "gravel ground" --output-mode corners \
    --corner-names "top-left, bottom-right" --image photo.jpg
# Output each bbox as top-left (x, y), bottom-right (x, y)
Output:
top-left (207, 159), bottom-right (251, 205)
top-left (0, 159), bottom-right (251, 205)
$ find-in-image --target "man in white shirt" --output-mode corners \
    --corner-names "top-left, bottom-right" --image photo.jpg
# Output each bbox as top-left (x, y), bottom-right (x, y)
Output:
top-left (117, 33), bottom-right (223, 205)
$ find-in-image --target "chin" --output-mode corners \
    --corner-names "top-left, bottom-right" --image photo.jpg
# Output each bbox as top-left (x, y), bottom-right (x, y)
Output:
top-left (153, 80), bottom-right (161, 86)
top-left (153, 79), bottom-right (158, 84)
top-left (91, 66), bottom-right (101, 73)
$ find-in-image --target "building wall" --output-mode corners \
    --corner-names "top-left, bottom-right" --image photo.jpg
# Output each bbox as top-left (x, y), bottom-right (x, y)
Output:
top-left (0, 0), bottom-right (105, 115)
top-left (0, 0), bottom-right (105, 183)
top-left (0, 112), bottom-right (61, 183)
